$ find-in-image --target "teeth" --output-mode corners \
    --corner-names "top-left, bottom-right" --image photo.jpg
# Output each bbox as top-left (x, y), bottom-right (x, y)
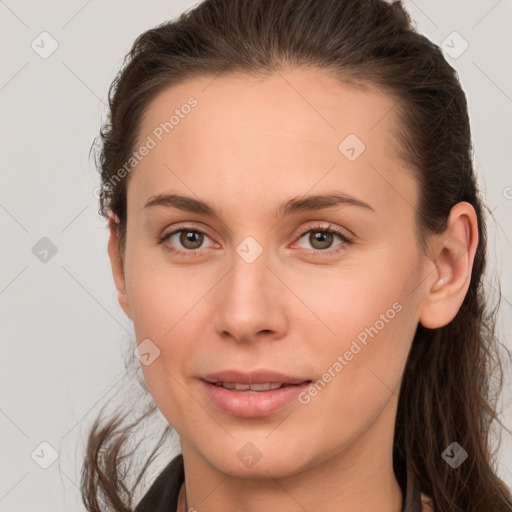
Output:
top-left (246, 382), bottom-right (283, 391)
top-left (214, 382), bottom-right (285, 391)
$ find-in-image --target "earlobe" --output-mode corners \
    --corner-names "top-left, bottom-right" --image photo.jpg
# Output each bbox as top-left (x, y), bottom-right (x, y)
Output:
top-left (107, 212), bottom-right (131, 318)
top-left (419, 202), bottom-right (479, 329)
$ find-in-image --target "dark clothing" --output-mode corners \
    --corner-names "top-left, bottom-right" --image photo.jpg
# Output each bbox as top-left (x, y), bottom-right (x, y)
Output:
top-left (135, 454), bottom-right (184, 512)
top-left (135, 452), bottom-right (423, 512)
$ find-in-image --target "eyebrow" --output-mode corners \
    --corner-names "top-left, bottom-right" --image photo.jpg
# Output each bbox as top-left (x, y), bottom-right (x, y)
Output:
top-left (143, 192), bottom-right (375, 218)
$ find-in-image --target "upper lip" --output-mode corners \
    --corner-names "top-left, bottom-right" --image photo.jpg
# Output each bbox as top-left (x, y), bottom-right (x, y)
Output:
top-left (202, 369), bottom-right (311, 385)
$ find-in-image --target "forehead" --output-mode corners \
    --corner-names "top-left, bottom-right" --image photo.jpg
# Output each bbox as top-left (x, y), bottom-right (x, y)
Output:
top-left (128, 68), bottom-right (416, 219)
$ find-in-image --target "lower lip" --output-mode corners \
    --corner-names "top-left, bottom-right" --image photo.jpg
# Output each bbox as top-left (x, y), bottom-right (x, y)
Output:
top-left (200, 380), bottom-right (311, 417)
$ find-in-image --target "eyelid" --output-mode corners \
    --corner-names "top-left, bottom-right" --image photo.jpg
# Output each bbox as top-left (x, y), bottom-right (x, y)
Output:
top-left (293, 222), bottom-right (354, 243)
top-left (158, 222), bottom-right (219, 251)
top-left (157, 221), bottom-right (354, 255)
top-left (160, 222), bottom-right (216, 241)
top-left (290, 222), bottom-right (354, 254)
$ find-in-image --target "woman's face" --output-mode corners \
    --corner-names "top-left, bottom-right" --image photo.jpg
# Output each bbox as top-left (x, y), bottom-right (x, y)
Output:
top-left (113, 69), bottom-right (432, 479)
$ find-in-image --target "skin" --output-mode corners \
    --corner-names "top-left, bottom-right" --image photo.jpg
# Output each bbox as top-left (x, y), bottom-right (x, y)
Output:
top-left (107, 68), bottom-right (478, 512)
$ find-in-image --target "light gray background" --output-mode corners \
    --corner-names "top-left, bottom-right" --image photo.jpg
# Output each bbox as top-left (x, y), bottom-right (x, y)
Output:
top-left (1, 1), bottom-right (511, 510)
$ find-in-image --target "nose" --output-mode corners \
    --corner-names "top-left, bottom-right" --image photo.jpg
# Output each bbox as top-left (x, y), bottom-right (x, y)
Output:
top-left (212, 249), bottom-right (288, 344)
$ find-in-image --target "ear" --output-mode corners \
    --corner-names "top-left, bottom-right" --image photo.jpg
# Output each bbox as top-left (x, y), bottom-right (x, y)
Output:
top-left (419, 202), bottom-right (479, 329)
top-left (107, 211), bottom-right (131, 318)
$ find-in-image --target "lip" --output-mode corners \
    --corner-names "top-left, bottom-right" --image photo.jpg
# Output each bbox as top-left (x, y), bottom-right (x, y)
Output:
top-left (200, 379), bottom-right (312, 417)
top-left (202, 369), bottom-right (309, 385)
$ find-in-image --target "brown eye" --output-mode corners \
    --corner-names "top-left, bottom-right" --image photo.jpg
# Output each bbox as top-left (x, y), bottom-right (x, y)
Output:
top-left (296, 227), bottom-right (346, 252)
top-left (176, 230), bottom-right (204, 250)
top-left (308, 230), bottom-right (335, 250)
top-left (158, 226), bottom-right (218, 257)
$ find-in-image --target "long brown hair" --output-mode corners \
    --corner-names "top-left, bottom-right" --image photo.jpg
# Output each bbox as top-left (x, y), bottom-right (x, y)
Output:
top-left (82, 0), bottom-right (512, 510)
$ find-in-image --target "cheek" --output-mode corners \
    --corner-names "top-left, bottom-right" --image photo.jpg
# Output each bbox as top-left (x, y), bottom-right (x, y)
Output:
top-left (338, 303), bottom-right (413, 389)
top-left (311, 294), bottom-right (411, 387)
top-left (140, 360), bottom-right (206, 441)
top-left (125, 244), bottom-right (212, 342)
top-left (125, 253), bottom-right (216, 422)
top-left (297, 297), bottom-right (416, 445)
top-left (295, 254), bottom-right (421, 405)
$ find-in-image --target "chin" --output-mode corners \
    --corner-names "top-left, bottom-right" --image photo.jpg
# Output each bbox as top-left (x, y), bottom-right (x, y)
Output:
top-left (198, 438), bottom-right (313, 480)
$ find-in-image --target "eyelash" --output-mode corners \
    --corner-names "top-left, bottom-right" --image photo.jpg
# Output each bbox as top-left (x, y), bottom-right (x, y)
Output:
top-left (156, 223), bottom-right (353, 258)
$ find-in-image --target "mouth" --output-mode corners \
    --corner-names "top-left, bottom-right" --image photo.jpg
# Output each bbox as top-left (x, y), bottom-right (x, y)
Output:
top-left (202, 369), bottom-right (311, 386)
top-left (200, 378), bottom-right (313, 417)
top-left (209, 381), bottom-right (310, 392)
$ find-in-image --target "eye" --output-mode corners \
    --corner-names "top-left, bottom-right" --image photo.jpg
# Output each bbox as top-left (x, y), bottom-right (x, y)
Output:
top-left (156, 222), bottom-right (353, 258)
top-left (294, 223), bottom-right (352, 255)
top-left (157, 227), bottom-right (217, 256)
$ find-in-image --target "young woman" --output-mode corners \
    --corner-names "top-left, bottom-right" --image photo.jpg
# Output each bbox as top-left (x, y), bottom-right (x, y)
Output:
top-left (81, 0), bottom-right (512, 511)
